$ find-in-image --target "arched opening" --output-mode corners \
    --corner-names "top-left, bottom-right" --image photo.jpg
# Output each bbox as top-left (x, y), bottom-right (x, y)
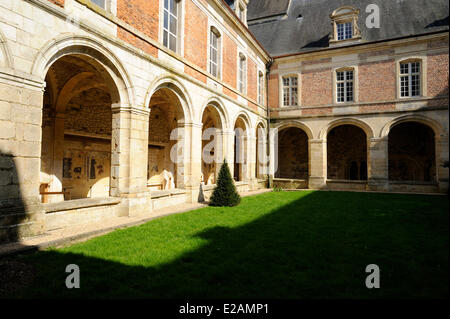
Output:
top-left (276, 127), bottom-right (309, 179)
top-left (327, 125), bottom-right (367, 180)
top-left (233, 116), bottom-right (248, 182)
top-left (388, 122), bottom-right (436, 183)
top-left (147, 86), bottom-right (185, 190)
top-left (255, 123), bottom-right (266, 178)
top-left (40, 54), bottom-right (118, 202)
top-left (201, 105), bottom-right (223, 185)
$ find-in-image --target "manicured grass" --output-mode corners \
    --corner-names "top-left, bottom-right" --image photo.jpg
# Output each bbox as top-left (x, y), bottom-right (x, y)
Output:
top-left (7, 191), bottom-right (449, 298)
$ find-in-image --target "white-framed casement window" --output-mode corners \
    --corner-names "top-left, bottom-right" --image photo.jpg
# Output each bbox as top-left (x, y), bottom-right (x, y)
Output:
top-left (282, 76), bottom-right (298, 107)
top-left (258, 71), bottom-right (264, 105)
top-left (337, 21), bottom-right (353, 40)
top-left (399, 61), bottom-right (421, 97)
top-left (238, 53), bottom-right (247, 94)
top-left (162, 0), bottom-right (181, 52)
top-left (336, 69), bottom-right (354, 102)
top-left (209, 27), bottom-right (221, 78)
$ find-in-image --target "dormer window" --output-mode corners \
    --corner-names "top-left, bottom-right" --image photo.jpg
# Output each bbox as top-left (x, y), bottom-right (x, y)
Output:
top-left (330, 6), bottom-right (361, 45)
top-left (225, 0), bottom-right (248, 25)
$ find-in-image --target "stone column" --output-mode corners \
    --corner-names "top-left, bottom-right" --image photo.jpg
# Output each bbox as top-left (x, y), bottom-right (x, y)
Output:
top-left (367, 137), bottom-right (389, 191)
top-left (222, 128), bottom-right (235, 178)
top-left (111, 106), bottom-right (151, 217)
top-left (309, 139), bottom-right (327, 189)
top-left (0, 82), bottom-right (45, 242)
top-left (245, 135), bottom-right (257, 188)
top-left (182, 121), bottom-right (202, 202)
top-left (48, 112), bottom-right (65, 202)
top-left (436, 135), bottom-right (449, 194)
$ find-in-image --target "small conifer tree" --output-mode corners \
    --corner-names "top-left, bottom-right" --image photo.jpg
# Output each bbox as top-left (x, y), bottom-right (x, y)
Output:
top-left (209, 159), bottom-right (241, 207)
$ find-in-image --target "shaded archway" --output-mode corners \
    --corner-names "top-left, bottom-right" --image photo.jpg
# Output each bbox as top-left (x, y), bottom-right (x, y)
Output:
top-left (201, 105), bottom-right (224, 185)
top-left (147, 86), bottom-right (186, 190)
top-left (388, 122), bottom-right (436, 182)
top-left (40, 54), bottom-right (119, 202)
top-left (327, 125), bottom-right (367, 180)
top-left (276, 127), bottom-right (309, 179)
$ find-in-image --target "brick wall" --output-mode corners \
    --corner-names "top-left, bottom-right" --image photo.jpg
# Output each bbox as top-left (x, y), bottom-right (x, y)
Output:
top-left (117, 0), bottom-right (159, 41)
top-left (184, 0), bottom-right (207, 71)
top-left (427, 52), bottom-right (449, 98)
top-left (302, 68), bottom-right (333, 106)
top-left (359, 60), bottom-right (396, 102)
top-left (47, 0), bottom-right (64, 7)
top-left (247, 58), bottom-right (257, 101)
top-left (223, 34), bottom-right (237, 89)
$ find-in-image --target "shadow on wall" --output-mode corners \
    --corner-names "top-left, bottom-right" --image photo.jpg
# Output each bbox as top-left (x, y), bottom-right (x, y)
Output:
top-left (0, 150), bottom-right (26, 243)
top-left (6, 191), bottom-right (449, 299)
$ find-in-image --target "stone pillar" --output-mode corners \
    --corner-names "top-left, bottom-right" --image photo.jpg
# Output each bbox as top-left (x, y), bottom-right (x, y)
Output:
top-left (246, 135), bottom-right (257, 188)
top-left (182, 121), bottom-right (202, 202)
top-left (436, 135), bottom-right (449, 194)
top-left (0, 82), bottom-right (45, 243)
top-left (222, 128), bottom-right (235, 178)
top-left (48, 112), bottom-right (65, 202)
top-left (309, 139), bottom-right (327, 189)
top-left (111, 106), bottom-right (151, 217)
top-left (367, 137), bottom-right (389, 191)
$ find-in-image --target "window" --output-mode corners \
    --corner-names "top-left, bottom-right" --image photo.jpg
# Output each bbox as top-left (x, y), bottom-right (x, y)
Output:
top-left (282, 76), bottom-right (298, 106)
top-left (258, 72), bottom-right (264, 105)
top-left (337, 22), bottom-right (352, 40)
top-left (209, 28), bottom-right (221, 78)
top-left (400, 61), bottom-right (421, 97)
top-left (336, 70), bottom-right (354, 102)
top-left (329, 7), bottom-right (361, 45)
top-left (225, 0), bottom-right (235, 10)
top-left (90, 0), bottom-right (106, 9)
top-left (238, 54), bottom-right (246, 94)
top-left (163, 0), bottom-right (180, 52)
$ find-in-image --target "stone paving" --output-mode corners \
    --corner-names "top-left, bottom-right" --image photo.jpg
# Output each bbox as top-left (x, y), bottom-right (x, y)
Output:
top-left (0, 189), bottom-right (272, 257)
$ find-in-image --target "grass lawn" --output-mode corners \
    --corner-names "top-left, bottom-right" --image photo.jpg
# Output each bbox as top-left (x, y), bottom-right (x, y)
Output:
top-left (4, 191), bottom-right (449, 299)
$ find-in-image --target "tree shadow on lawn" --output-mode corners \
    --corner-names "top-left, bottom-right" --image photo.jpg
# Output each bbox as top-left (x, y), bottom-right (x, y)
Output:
top-left (7, 191), bottom-right (449, 299)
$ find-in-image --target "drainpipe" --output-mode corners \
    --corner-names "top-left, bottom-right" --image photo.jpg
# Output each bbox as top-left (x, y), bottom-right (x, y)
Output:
top-left (265, 57), bottom-right (274, 189)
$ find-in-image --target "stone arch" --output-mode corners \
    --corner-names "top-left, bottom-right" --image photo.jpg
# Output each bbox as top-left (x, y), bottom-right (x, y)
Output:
top-left (327, 124), bottom-right (368, 180)
top-left (0, 29), bottom-right (14, 69)
top-left (320, 117), bottom-right (374, 140)
top-left (32, 34), bottom-right (133, 107)
top-left (232, 111), bottom-right (252, 136)
top-left (380, 114), bottom-right (445, 139)
top-left (199, 97), bottom-right (229, 129)
top-left (274, 120), bottom-right (314, 140)
top-left (146, 75), bottom-right (194, 123)
top-left (386, 118), bottom-right (440, 183)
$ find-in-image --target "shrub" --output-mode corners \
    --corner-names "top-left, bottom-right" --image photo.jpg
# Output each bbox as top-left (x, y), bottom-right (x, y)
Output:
top-left (209, 160), bottom-right (241, 207)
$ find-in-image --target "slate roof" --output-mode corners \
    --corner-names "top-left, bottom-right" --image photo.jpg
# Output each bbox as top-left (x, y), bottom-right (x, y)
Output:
top-left (247, 0), bottom-right (449, 56)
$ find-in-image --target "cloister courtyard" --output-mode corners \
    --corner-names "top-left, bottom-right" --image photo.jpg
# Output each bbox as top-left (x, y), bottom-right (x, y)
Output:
top-left (2, 190), bottom-right (448, 299)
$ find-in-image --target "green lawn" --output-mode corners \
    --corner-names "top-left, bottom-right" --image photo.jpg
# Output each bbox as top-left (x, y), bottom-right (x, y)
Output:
top-left (6, 191), bottom-right (449, 299)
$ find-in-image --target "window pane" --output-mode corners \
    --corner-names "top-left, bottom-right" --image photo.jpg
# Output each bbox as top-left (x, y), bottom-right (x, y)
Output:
top-left (91, 0), bottom-right (105, 9)
top-left (164, 11), bottom-right (168, 29)
top-left (169, 34), bottom-right (177, 51)
top-left (170, 0), bottom-right (177, 16)
top-left (163, 30), bottom-right (168, 47)
top-left (169, 16), bottom-right (177, 34)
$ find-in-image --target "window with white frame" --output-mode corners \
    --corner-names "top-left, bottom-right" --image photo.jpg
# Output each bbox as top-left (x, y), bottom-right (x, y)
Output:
top-left (336, 70), bottom-right (354, 102)
top-left (209, 27), bottom-right (221, 78)
top-left (400, 61), bottom-right (421, 97)
top-left (337, 22), bottom-right (353, 40)
top-left (163, 0), bottom-right (180, 52)
top-left (282, 76), bottom-right (298, 106)
top-left (238, 54), bottom-right (247, 94)
top-left (258, 71), bottom-right (264, 105)
top-left (90, 0), bottom-right (106, 9)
